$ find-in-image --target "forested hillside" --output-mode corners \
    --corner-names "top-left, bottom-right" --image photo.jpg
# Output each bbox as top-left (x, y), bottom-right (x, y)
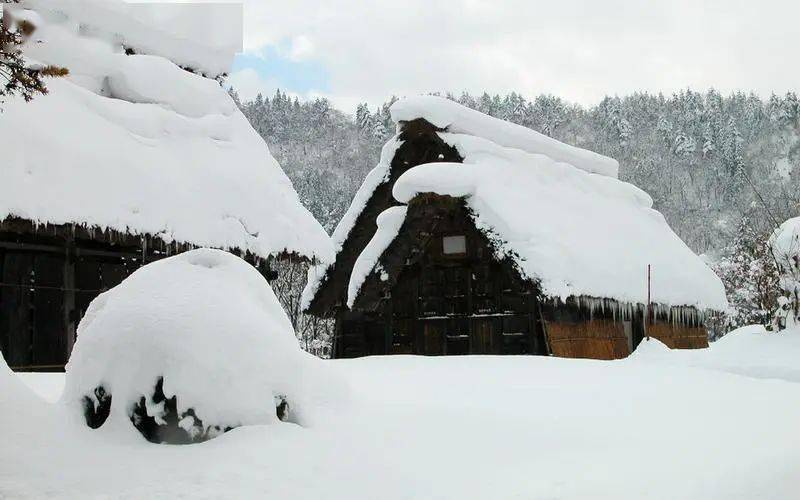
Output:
top-left (235, 89), bottom-right (800, 339)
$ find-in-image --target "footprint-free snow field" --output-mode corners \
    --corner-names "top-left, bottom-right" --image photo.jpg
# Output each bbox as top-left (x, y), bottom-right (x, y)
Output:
top-left (3, 328), bottom-right (800, 500)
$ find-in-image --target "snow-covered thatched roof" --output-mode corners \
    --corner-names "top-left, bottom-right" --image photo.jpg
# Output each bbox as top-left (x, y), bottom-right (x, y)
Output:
top-left (1, 1), bottom-right (332, 263)
top-left (318, 96), bottom-right (727, 312)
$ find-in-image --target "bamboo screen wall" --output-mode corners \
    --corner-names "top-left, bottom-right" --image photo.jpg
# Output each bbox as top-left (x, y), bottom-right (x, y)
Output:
top-left (547, 320), bottom-right (630, 360)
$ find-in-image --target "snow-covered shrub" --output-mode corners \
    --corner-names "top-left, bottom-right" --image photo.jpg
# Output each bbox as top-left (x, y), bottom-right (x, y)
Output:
top-left (711, 213), bottom-right (780, 336)
top-left (63, 248), bottom-right (315, 444)
top-left (769, 217), bottom-right (800, 330)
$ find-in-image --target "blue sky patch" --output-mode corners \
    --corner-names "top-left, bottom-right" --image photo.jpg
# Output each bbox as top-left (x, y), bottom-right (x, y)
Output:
top-left (232, 43), bottom-right (331, 94)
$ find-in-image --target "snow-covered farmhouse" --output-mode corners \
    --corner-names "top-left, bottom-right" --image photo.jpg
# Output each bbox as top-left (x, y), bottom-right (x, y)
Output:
top-left (303, 96), bottom-right (728, 359)
top-left (0, 2), bottom-right (332, 371)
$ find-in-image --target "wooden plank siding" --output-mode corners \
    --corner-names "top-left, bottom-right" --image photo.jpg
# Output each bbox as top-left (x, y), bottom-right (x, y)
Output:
top-left (0, 222), bottom-right (277, 371)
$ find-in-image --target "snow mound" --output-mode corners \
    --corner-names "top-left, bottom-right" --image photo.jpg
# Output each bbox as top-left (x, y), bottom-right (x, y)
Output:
top-left (626, 337), bottom-right (672, 361)
top-left (0, 355), bottom-right (45, 414)
top-left (391, 133), bottom-right (727, 310)
top-left (1, 2), bottom-right (332, 263)
top-left (390, 95), bottom-right (619, 178)
top-left (63, 249), bottom-right (318, 442)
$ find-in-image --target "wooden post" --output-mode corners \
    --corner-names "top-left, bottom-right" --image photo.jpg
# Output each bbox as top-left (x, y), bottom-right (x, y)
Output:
top-left (646, 264), bottom-right (651, 341)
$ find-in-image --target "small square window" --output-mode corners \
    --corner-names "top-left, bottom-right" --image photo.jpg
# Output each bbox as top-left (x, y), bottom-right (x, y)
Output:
top-left (443, 235), bottom-right (466, 255)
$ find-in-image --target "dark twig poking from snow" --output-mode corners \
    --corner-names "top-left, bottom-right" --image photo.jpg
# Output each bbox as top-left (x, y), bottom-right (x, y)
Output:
top-left (72, 377), bottom-right (292, 445)
top-left (81, 386), bottom-right (111, 430)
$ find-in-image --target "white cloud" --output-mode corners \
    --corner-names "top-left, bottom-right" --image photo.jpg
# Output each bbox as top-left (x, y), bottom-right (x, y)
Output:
top-left (287, 35), bottom-right (315, 61)
top-left (234, 0), bottom-right (800, 112)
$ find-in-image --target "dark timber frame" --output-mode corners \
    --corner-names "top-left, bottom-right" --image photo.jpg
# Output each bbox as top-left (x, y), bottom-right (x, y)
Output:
top-left (306, 119), bottom-right (710, 360)
top-left (0, 217), bottom-right (273, 371)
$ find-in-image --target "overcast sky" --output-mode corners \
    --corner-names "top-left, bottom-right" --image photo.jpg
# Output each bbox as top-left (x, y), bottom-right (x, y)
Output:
top-left (223, 0), bottom-right (800, 113)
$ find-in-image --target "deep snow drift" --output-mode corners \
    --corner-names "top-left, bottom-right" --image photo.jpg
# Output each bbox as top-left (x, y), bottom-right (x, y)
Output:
top-left (63, 249), bottom-right (333, 440)
top-left (1, 1), bottom-right (332, 262)
top-left (3, 326), bottom-right (800, 499)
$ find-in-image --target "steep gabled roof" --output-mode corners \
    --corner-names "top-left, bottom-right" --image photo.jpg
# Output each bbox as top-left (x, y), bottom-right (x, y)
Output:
top-left (0, 1), bottom-right (331, 262)
top-left (301, 119), bottom-right (462, 314)
top-left (306, 95), bottom-right (728, 314)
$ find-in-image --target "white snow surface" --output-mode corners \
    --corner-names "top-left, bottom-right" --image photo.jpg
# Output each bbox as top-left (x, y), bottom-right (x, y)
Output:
top-left (20, 0), bottom-right (240, 77)
top-left (391, 95), bottom-right (620, 178)
top-left (391, 133), bottom-right (727, 310)
top-left (300, 137), bottom-right (402, 309)
top-left (347, 206), bottom-right (407, 308)
top-left (63, 249), bottom-right (342, 431)
top-left (4, 326), bottom-right (800, 499)
top-left (0, 3), bottom-right (332, 262)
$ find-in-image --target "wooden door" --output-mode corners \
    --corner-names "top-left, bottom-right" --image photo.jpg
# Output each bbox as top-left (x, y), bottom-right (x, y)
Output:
top-left (471, 319), bottom-right (494, 354)
top-left (422, 320), bottom-right (444, 355)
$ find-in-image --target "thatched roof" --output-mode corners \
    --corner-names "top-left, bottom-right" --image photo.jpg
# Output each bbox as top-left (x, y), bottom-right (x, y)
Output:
top-left (1, 3), bottom-right (331, 263)
top-left (304, 96), bottom-right (728, 315)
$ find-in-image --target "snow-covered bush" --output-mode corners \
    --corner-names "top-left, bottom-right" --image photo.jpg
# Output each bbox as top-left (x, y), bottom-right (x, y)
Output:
top-left (711, 213), bottom-right (780, 335)
top-left (769, 217), bottom-right (800, 330)
top-left (62, 249), bottom-right (317, 444)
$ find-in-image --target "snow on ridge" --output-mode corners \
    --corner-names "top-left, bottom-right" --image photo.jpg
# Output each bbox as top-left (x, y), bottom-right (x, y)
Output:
top-left (391, 132), bottom-right (727, 310)
top-left (390, 95), bottom-right (620, 178)
top-left (347, 206), bottom-right (407, 308)
top-left (0, 2), bottom-right (333, 262)
top-left (300, 137), bottom-right (402, 310)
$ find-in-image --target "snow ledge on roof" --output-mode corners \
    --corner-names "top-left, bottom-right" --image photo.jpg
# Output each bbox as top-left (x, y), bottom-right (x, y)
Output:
top-left (389, 131), bottom-right (727, 311)
top-left (390, 95), bottom-right (619, 178)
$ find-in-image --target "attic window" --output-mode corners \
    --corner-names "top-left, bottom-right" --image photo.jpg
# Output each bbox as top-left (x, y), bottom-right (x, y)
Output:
top-left (443, 235), bottom-right (466, 255)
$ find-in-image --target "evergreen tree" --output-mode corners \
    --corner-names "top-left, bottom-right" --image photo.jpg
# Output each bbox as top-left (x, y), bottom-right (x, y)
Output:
top-left (0, 2), bottom-right (67, 107)
top-left (355, 102), bottom-right (372, 136)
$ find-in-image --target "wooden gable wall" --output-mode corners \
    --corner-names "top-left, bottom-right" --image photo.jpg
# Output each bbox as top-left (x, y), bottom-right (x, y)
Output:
top-left (305, 119), bottom-right (463, 317)
top-left (336, 195), bottom-right (549, 358)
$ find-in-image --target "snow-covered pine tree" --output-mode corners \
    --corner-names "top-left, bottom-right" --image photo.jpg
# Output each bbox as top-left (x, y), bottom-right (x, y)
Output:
top-left (356, 102), bottom-right (372, 136)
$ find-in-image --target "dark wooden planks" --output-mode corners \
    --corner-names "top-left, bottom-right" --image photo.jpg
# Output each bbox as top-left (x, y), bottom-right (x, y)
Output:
top-left (1, 252), bottom-right (34, 367)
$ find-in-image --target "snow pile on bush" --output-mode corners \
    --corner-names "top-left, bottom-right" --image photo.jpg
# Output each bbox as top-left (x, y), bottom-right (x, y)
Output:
top-left (769, 217), bottom-right (800, 329)
top-left (63, 249), bottom-right (328, 443)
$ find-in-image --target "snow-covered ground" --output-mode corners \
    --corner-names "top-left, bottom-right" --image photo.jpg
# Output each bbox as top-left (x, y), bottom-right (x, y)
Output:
top-left (3, 327), bottom-right (799, 499)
